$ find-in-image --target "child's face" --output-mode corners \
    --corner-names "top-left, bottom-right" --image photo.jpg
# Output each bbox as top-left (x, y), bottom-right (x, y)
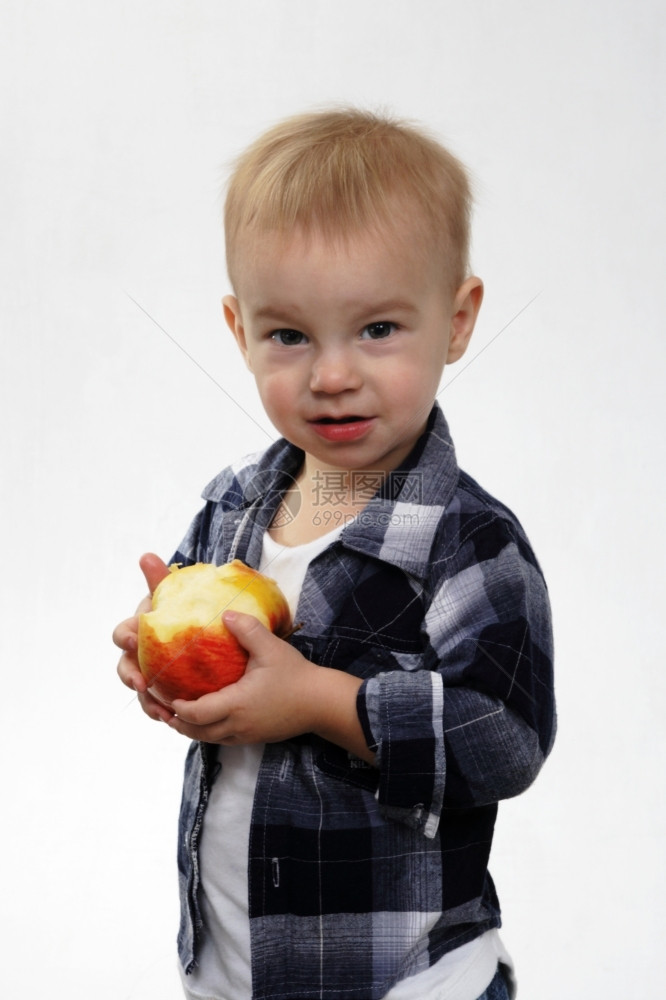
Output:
top-left (224, 225), bottom-right (482, 479)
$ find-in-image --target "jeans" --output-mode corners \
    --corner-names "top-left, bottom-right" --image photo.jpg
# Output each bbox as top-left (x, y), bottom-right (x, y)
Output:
top-left (475, 964), bottom-right (514, 1000)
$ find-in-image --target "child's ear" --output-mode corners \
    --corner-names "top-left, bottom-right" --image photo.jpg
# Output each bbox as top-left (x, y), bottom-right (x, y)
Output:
top-left (222, 295), bottom-right (252, 371)
top-left (447, 277), bottom-right (484, 364)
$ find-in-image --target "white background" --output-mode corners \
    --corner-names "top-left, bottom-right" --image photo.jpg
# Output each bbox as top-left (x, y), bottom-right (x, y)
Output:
top-left (1, 1), bottom-right (664, 996)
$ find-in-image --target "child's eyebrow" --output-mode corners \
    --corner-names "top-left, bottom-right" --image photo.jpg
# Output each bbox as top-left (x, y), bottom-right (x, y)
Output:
top-left (355, 299), bottom-right (419, 318)
top-left (252, 303), bottom-right (302, 322)
top-left (252, 299), bottom-right (419, 322)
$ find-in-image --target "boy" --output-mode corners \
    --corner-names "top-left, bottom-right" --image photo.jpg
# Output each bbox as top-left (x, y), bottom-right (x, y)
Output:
top-left (115, 109), bottom-right (555, 1000)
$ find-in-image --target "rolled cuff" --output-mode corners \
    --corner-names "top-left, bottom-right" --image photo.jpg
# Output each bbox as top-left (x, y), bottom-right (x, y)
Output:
top-left (357, 670), bottom-right (445, 839)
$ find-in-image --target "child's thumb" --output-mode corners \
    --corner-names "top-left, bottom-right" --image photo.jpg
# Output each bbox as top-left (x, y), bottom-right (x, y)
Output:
top-left (139, 552), bottom-right (170, 596)
top-left (222, 610), bottom-right (272, 654)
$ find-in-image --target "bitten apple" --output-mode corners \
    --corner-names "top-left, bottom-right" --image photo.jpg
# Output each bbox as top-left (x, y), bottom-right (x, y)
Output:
top-left (137, 559), bottom-right (292, 706)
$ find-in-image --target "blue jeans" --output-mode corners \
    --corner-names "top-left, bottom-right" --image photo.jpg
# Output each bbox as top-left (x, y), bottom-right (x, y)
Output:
top-left (475, 964), bottom-right (514, 1000)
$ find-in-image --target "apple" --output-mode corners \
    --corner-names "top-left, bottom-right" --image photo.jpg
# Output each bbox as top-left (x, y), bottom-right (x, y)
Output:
top-left (137, 559), bottom-right (292, 706)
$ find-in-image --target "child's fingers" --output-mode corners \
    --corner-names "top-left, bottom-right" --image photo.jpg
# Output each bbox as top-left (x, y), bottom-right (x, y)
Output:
top-left (112, 614), bottom-right (139, 652)
top-left (171, 688), bottom-right (233, 727)
top-left (116, 650), bottom-right (146, 691)
top-left (137, 689), bottom-right (175, 724)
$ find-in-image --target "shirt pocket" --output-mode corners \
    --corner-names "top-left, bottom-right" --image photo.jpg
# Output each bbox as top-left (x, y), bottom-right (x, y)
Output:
top-left (303, 635), bottom-right (423, 794)
top-left (312, 736), bottom-right (380, 794)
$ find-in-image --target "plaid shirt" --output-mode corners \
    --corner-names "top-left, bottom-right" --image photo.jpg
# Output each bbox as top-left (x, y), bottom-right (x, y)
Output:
top-left (173, 405), bottom-right (555, 1000)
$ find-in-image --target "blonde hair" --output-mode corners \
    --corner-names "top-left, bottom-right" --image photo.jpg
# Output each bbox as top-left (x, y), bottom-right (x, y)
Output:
top-left (224, 108), bottom-right (473, 292)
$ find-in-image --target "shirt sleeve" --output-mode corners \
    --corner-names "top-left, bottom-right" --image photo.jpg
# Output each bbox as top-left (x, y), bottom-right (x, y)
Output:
top-left (356, 513), bottom-right (555, 839)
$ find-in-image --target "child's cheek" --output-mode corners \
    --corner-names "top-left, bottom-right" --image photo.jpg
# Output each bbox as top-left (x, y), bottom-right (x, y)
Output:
top-left (258, 373), bottom-right (301, 428)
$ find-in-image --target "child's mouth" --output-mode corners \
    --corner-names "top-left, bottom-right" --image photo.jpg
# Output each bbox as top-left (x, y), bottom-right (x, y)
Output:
top-left (315, 415), bottom-right (364, 424)
top-left (310, 415), bottom-right (374, 442)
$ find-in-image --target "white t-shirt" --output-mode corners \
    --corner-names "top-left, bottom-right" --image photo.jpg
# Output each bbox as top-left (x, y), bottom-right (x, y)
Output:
top-left (180, 529), bottom-right (513, 1000)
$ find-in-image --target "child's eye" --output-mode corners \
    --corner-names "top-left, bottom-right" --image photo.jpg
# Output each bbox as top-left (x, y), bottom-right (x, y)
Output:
top-left (270, 329), bottom-right (307, 346)
top-left (361, 321), bottom-right (397, 340)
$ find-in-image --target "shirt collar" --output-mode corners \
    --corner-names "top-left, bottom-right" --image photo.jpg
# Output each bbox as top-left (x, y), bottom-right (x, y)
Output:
top-left (211, 404), bottom-right (458, 579)
top-left (338, 405), bottom-right (459, 578)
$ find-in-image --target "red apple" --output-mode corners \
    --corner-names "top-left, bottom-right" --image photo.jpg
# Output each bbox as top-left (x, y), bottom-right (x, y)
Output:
top-left (137, 559), bottom-right (292, 706)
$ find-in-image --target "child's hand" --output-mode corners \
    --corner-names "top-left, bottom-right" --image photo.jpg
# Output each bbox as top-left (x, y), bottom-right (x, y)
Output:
top-left (167, 612), bottom-right (319, 744)
top-left (113, 553), bottom-right (174, 724)
top-left (167, 612), bottom-right (374, 763)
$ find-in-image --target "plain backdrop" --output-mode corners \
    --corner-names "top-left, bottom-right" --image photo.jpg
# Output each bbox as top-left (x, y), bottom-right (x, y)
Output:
top-left (1, 1), bottom-right (664, 997)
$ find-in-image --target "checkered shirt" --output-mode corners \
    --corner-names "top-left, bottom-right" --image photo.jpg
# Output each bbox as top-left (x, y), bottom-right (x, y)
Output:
top-left (173, 404), bottom-right (555, 999)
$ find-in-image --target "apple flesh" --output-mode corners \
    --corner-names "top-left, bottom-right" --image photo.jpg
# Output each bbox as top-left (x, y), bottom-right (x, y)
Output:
top-left (137, 559), bottom-right (292, 706)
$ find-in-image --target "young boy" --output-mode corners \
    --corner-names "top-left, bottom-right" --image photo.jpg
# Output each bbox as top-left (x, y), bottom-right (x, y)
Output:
top-left (115, 109), bottom-right (555, 1000)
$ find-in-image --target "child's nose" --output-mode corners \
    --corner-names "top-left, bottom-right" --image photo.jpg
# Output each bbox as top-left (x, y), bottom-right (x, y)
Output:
top-left (309, 348), bottom-right (362, 394)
